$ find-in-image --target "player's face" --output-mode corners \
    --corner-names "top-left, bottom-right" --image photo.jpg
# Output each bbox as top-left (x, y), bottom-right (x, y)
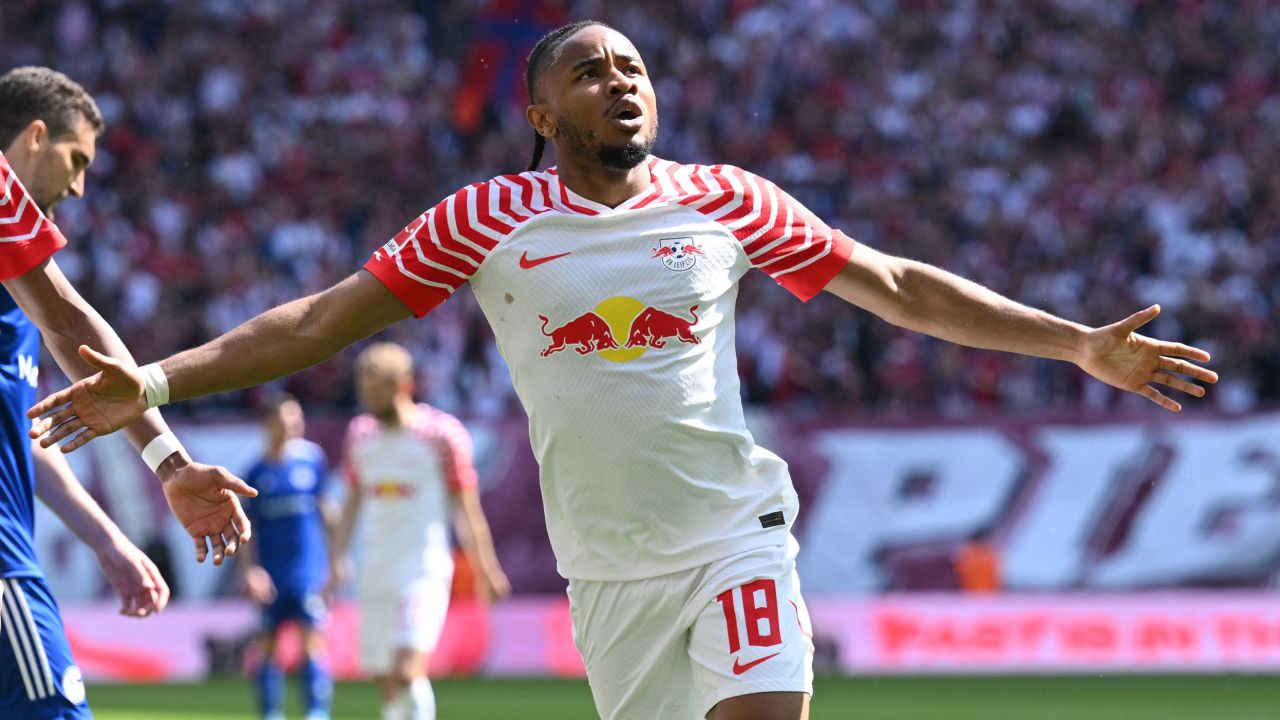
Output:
top-left (26, 118), bottom-right (95, 220)
top-left (356, 369), bottom-right (403, 420)
top-left (262, 399), bottom-right (304, 446)
top-left (541, 26), bottom-right (658, 170)
top-left (279, 399), bottom-right (305, 439)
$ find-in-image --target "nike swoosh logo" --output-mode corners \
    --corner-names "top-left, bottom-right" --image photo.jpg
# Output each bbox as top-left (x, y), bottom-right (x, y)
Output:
top-left (519, 250), bottom-right (572, 269)
top-left (731, 652), bottom-right (781, 675)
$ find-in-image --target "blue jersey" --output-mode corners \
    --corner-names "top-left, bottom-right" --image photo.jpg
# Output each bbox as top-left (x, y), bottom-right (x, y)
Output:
top-left (0, 289), bottom-right (42, 579)
top-left (245, 439), bottom-right (330, 595)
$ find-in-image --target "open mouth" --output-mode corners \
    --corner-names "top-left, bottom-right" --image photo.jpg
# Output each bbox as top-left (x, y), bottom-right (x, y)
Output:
top-left (606, 96), bottom-right (645, 128)
top-left (608, 100), bottom-right (645, 131)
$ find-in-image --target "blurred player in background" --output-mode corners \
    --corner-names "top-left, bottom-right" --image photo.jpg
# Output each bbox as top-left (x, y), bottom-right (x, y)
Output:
top-left (0, 66), bottom-right (254, 718)
top-left (31, 20), bottom-right (1218, 720)
top-left (238, 393), bottom-right (334, 720)
top-left (328, 342), bottom-right (509, 720)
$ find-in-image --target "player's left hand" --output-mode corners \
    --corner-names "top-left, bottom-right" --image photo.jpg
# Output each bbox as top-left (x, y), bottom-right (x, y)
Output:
top-left (95, 539), bottom-right (170, 617)
top-left (1076, 305), bottom-right (1218, 412)
top-left (477, 565), bottom-right (512, 604)
top-left (158, 458), bottom-right (257, 565)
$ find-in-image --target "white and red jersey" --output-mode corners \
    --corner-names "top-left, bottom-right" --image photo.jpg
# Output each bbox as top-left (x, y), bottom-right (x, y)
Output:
top-left (343, 403), bottom-right (476, 593)
top-left (0, 151), bottom-right (66, 281)
top-left (365, 157), bottom-right (855, 581)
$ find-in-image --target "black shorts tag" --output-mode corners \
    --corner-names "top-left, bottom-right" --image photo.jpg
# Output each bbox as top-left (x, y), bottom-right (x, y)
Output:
top-left (759, 511), bottom-right (785, 529)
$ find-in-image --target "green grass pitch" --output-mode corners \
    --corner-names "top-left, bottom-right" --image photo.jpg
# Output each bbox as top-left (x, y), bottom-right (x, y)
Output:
top-left (86, 675), bottom-right (1280, 719)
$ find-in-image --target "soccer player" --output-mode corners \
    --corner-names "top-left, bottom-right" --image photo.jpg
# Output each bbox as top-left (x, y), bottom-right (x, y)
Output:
top-left (31, 21), bottom-right (1218, 720)
top-left (0, 66), bottom-right (254, 718)
top-left (328, 342), bottom-right (508, 720)
top-left (238, 393), bottom-right (333, 720)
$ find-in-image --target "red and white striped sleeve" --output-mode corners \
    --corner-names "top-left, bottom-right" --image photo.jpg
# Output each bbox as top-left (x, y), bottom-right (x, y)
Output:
top-left (342, 414), bottom-right (375, 488)
top-left (682, 164), bottom-right (855, 301)
top-left (365, 176), bottom-right (535, 317)
top-left (0, 151), bottom-right (67, 281)
top-left (422, 408), bottom-right (477, 494)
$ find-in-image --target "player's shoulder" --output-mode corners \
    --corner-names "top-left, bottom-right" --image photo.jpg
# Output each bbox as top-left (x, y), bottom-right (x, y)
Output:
top-left (453, 168), bottom-right (558, 200)
top-left (663, 160), bottom-right (768, 196)
top-left (411, 402), bottom-right (469, 438)
top-left (344, 413), bottom-right (381, 441)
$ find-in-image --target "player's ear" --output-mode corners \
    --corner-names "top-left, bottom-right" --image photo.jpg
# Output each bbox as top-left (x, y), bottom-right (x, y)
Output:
top-left (526, 104), bottom-right (556, 140)
top-left (24, 120), bottom-right (46, 153)
top-left (4, 120), bottom-right (47, 161)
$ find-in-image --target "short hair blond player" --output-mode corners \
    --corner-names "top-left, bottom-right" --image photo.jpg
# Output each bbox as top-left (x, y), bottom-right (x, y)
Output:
top-left (331, 341), bottom-right (509, 720)
top-left (354, 342), bottom-right (414, 380)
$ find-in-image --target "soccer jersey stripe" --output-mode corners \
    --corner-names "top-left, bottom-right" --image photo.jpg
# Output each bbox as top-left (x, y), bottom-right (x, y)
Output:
top-left (487, 179), bottom-right (528, 229)
top-left (0, 581), bottom-right (40, 701)
top-left (451, 187), bottom-right (499, 253)
top-left (0, 182), bottom-right (33, 227)
top-left (418, 410), bottom-right (477, 492)
top-left (0, 153), bottom-right (67, 279)
top-left (469, 182), bottom-right (512, 243)
top-left (417, 216), bottom-right (481, 274)
top-left (2, 594), bottom-right (40, 700)
top-left (426, 201), bottom-right (483, 265)
top-left (3, 580), bottom-right (47, 700)
top-left (16, 582), bottom-right (56, 699)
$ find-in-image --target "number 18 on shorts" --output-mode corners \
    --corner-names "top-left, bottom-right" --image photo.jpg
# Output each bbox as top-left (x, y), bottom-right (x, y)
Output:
top-left (568, 541), bottom-right (814, 719)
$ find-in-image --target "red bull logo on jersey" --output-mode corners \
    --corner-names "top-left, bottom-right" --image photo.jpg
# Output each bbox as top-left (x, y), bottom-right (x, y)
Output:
top-left (538, 297), bottom-right (701, 363)
top-left (651, 237), bottom-right (704, 272)
top-left (370, 481), bottom-right (415, 498)
top-left (537, 312), bottom-right (621, 357)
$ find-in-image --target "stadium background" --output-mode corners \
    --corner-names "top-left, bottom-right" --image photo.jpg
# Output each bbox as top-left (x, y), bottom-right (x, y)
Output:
top-left (3, 0), bottom-right (1280, 717)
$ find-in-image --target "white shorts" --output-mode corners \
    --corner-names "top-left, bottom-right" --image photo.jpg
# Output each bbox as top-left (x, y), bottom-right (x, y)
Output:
top-left (358, 574), bottom-right (452, 676)
top-left (567, 537), bottom-right (813, 720)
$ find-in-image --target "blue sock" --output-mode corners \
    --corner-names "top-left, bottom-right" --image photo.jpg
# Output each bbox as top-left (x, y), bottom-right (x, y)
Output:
top-left (258, 658), bottom-right (284, 718)
top-left (302, 653), bottom-right (333, 718)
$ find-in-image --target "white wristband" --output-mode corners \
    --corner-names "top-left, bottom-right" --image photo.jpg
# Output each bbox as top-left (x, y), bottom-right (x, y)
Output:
top-left (141, 432), bottom-right (185, 474)
top-left (140, 363), bottom-right (170, 408)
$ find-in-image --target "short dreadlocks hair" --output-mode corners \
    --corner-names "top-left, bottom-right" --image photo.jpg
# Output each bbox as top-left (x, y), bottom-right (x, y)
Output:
top-left (523, 20), bottom-right (615, 172)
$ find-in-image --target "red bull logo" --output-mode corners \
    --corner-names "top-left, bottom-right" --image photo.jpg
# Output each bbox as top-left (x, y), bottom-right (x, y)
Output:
top-left (651, 237), bottom-right (704, 272)
top-left (538, 312), bottom-right (621, 357)
top-left (538, 296), bottom-right (701, 362)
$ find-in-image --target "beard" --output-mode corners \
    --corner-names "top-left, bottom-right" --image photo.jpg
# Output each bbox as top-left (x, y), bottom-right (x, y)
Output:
top-left (556, 115), bottom-right (658, 170)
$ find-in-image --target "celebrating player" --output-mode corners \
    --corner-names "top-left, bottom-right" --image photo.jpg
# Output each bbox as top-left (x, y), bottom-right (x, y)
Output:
top-left (328, 342), bottom-right (508, 720)
top-left (0, 66), bottom-right (255, 718)
top-left (29, 21), bottom-right (1217, 720)
top-left (238, 394), bottom-right (334, 720)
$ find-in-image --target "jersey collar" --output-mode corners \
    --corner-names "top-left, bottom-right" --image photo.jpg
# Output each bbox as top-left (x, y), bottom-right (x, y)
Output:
top-left (547, 157), bottom-right (666, 216)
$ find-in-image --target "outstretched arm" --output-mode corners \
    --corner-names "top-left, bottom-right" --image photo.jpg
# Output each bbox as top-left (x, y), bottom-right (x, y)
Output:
top-left (31, 270), bottom-right (411, 448)
top-left (32, 439), bottom-right (169, 617)
top-left (9, 258), bottom-right (257, 564)
top-left (9, 258), bottom-right (196, 461)
top-left (824, 243), bottom-right (1218, 411)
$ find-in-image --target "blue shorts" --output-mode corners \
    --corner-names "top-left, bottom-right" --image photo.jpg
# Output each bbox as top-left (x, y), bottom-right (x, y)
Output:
top-left (261, 590), bottom-right (327, 632)
top-left (0, 576), bottom-right (90, 719)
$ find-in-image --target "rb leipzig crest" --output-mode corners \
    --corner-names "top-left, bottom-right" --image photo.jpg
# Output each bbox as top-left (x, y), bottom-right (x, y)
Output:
top-left (650, 237), bottom-right (704, 272)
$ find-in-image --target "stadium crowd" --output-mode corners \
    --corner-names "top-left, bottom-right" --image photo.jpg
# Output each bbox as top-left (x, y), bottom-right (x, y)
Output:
top-left (2, 0), bottom-right (1276, 418)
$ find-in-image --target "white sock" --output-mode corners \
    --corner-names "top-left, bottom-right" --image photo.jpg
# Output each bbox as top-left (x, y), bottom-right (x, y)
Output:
top-left (406, 678), bottom-right (436, 720)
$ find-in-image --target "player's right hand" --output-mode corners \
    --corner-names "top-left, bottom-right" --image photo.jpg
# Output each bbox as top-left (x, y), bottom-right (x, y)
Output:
top-left (243, 565), bottom-right (277, 604)
top-left (161, 459), bottom-right (257, 565)
top-left (96, 539), bottom-right (170, 618)
top-left (28, 345), bottom-right (149, 453)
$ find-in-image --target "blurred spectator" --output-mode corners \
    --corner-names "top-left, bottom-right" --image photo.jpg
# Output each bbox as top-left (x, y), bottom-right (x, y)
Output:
top-left (3, 0), bottom-right (1275, 418)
